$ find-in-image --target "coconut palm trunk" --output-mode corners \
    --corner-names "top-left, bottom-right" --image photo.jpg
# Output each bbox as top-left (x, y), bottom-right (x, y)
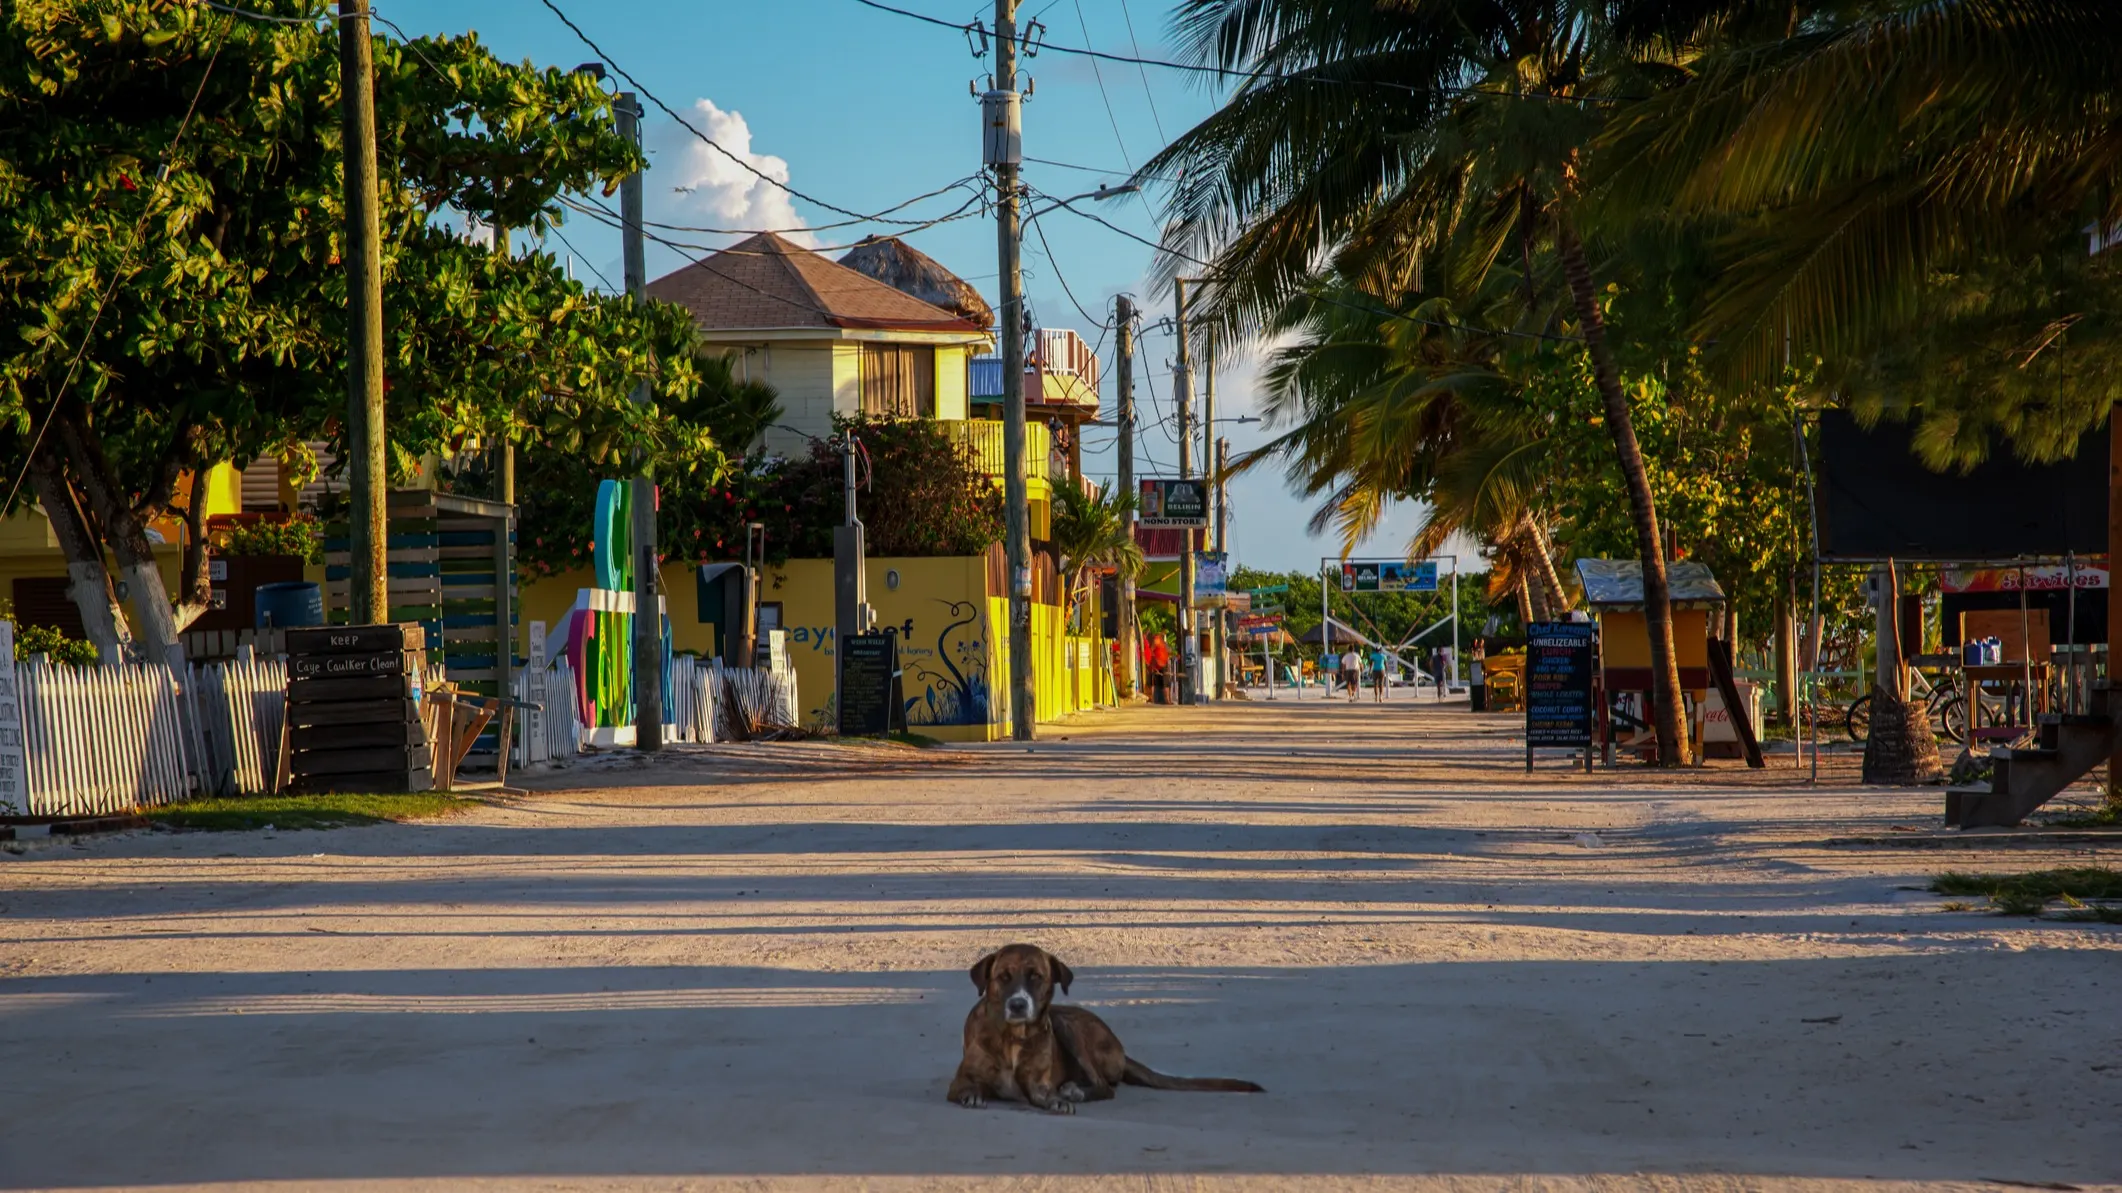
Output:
top-left (1557, 220), bottom-right (1688, 764)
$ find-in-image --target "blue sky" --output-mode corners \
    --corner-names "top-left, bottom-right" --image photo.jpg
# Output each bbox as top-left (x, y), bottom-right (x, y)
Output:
top-left (407, 0), bottom-right (1445, 575)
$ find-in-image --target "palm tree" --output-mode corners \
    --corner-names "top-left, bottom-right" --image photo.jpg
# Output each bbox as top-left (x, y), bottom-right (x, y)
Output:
top-left (1145, 0), bottom-right (1703, 761)
top-left (1596, 0), bottom-right (2122, 775)
top-left (1597, 0), bottom-right (2122, 453)
top-left (1239, 262), bottom-right (1573, 625)
top-left (1048, 481), bottom-right (1145, 632)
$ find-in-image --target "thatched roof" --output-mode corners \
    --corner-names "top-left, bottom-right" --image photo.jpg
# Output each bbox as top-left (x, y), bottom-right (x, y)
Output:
top-left (837, 237), bottom-right (994, 329)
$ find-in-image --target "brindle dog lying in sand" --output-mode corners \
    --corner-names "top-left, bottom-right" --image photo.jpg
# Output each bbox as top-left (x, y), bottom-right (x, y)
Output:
top-left (947, 943), bottom-right (1264, 1113)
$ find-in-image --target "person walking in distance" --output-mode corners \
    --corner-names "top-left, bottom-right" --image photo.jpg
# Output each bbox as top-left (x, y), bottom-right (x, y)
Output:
top-left (1341, 645), bottom-right (1362, 702)
top-left (1369, 643), bottom-right (1389, 703)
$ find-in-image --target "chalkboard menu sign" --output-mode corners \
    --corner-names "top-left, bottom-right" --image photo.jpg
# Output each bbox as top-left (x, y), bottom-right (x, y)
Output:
top-left (1525, 621), bottom-right (1596, 768)
top-left (837, 632), bottom-right (904, 737)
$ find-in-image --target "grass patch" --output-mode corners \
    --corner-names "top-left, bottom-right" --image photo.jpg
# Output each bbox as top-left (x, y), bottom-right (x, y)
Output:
top-left (2040, 801), bottom-right (2122, 829)
top-left (1930, 867), bottom-right (2122, 921)
top-left (147, 792), bottom-right (477, 832)
top-left (886, 731), bottom-right (945, 749)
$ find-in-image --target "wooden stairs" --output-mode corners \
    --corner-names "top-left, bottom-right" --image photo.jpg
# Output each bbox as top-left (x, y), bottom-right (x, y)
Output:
top-left (1945, 682), bottom-right (2119, 828)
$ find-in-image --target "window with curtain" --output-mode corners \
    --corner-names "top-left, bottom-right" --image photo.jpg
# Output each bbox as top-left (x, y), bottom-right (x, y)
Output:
top-left (860, 344), bottom-right (936, 417)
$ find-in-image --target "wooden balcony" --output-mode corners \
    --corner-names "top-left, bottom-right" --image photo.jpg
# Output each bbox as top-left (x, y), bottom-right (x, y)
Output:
top-left (947, 419), bottom-right (1051, 482)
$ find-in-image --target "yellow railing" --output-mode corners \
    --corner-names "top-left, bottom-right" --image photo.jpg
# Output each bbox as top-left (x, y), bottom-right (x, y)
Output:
top-left (947, 419), bottom-right (1050, 482)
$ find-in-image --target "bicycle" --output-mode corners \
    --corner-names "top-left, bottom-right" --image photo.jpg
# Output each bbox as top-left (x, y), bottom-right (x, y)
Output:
top-left (1845, 668), bottom-right (2002, 744)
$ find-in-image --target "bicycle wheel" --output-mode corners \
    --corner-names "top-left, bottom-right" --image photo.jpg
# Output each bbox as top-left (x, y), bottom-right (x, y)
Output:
top-left (1934, 696), bottom-right (1967, 744)
top-left (1845, 694), bottom-right (1871, 743)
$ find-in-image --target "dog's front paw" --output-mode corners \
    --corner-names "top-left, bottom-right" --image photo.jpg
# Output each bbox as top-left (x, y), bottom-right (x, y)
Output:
top-left (957, 1092), bottom-right (986, 1109)
top-left (1034, 1094), bottom-right (1076, 1115)
top-left (1058, 1082), bottom-right (1087, 1103)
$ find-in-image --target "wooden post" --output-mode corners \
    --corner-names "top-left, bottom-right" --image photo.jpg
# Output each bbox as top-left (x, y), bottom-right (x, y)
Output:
top-left (339, 0), bottom-right (388, 624)
top-left (2110, 410), bottom-right (2121, 798)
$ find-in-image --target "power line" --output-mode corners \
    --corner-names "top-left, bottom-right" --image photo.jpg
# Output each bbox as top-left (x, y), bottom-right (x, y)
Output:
top-left (564, 185), bottom-right (993, 250)
top-left (1114, 0), bottom-right (1168, 144)
top-left (849, 0), bottom-right (1633, 103)
top-left (1024, 153), bottom-right (1176, 183)
top-left (547, 220), bottom-right (617, 292)
top-left (623, 176), bottom-right (985, 237)
top-left (1026, 210), bottom-right (1106, 330)
top-left (1031, 187), bottom-right (1582, 345)
top-left (1071, 0), bottom-right (1132, 172)
top-left (537, 0), bottom-right (986, 226)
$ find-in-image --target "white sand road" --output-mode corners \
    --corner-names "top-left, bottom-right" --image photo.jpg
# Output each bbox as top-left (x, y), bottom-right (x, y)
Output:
top-left (0, 699), bottom-right (2117, 1192)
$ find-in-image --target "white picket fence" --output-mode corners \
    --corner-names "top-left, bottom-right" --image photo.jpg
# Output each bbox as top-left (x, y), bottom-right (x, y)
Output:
top-left (512, 658), bottom-right (584, 768)
top-left (17, 659), bottom-right (194, 816)
top-left (8, 642), bottom-right (797, 815)
top-left (191, 655), bottom-right (287, 797)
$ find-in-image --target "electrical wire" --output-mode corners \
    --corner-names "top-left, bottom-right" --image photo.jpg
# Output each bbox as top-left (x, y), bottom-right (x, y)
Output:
top-left (1114, 0), bottom-right (1167, 145)
top-left (1031, 187), bottom-right (1583, 345)
top-left (546, 220), bottom-right (618, 293)
top-left (539, 0), bottom-right (992, 226)
top-left (850, 0), bottom-right (1637, 103)
top-left (622, 176), bottom-right (986, 237)
top-left (1026, 210), bottom-right (1107, 330)
top-left (1070, 0), bottom-right (1132, 172)
top-left (1023, 154), bottom-right (1177, 183)
top-left (561, 189), bottom-right (986, 255)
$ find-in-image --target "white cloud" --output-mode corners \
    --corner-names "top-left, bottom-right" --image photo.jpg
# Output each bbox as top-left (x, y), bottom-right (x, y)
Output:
top-left (644, 98), bottom-right (812, 262)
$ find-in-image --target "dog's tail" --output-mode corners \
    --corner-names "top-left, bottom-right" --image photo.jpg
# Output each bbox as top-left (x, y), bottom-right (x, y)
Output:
top-left (1122, 1057), bottom-right (1264, 1093)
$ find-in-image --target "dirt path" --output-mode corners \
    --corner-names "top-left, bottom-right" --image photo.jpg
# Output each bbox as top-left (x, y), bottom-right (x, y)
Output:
top-left (2, 700), bottom-right (2116, 1191)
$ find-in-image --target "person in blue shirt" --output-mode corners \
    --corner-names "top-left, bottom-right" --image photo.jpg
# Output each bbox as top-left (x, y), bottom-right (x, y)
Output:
top-left (1368, 646), bottom-right (1390, 702)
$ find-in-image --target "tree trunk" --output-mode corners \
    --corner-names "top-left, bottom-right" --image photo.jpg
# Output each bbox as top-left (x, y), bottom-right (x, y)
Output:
top-left (1528, 520), bottom-right (1570, 612)
top-left (1556, 219), bottom-right (1688, 764)
top-left (1773, 580), bottom-right (1797, 727)
top-left (25, 446), bottom-right (132, 660)
top-left (51, 413), bottom-right (201, 662)
top-left (1514, 572), bottom-right (1535, 630)
top-left (1862, 684), bottom-right (1943, 784)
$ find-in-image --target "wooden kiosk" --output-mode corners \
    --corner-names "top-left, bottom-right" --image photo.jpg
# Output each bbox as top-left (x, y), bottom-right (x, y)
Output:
top-left (1574, 558), bottom-right (1728, 762)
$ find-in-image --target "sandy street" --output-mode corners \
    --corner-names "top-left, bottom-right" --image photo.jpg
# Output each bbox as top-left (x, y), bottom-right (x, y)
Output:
top-left (1, 698), bottom-right (2117, 1192)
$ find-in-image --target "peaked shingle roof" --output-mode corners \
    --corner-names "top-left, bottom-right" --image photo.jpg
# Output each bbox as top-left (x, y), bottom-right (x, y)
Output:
top-left (836, 236), bottom-right (995, 328)
top-left (644, 232), bottom-right (984, 334)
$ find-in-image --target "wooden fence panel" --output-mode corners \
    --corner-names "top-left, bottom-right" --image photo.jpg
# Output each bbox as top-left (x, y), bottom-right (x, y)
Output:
top-left (18, 660), bottom-right (193, 816)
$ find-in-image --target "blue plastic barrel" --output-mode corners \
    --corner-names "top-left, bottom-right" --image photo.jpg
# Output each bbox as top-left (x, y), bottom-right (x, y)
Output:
top-left (254, 581), bottom-right (323, 629)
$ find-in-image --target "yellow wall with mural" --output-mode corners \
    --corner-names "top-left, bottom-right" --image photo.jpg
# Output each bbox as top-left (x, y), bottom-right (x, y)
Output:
top-left (517, 552), bottom-right (1109, 742)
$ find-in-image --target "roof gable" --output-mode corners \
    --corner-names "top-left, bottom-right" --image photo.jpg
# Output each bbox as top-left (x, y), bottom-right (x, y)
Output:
top-left (644, 231), bottom-right (983, 334)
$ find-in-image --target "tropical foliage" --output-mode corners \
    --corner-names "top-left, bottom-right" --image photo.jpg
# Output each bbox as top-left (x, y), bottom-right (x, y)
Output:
top-left (0, 1), bottom-right (714, 655)
top-left (1049, 482), bottom-right (1143, 630)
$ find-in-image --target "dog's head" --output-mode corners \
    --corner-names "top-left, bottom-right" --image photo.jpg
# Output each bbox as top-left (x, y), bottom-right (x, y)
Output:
top-left (969, 943), bottom-right (1074, 1025)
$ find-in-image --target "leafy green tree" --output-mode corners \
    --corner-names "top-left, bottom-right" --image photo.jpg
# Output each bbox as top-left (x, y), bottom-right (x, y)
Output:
top-left (0, 2), bottom-right (701, 656)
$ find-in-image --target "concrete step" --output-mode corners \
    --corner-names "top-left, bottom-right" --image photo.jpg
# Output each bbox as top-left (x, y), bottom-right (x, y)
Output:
top-left (1949, 707), bottom-right (2119, 827)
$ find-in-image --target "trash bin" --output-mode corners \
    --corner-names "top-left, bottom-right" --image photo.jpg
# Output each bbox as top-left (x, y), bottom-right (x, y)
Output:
top-left (254, 580), bottom-right (323, 629)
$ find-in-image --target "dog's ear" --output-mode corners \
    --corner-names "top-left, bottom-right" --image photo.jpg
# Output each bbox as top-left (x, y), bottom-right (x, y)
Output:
top-left (1046, 952), bottom-right (1074, 995)
top-left (969, 951), bottom-right (997, 992)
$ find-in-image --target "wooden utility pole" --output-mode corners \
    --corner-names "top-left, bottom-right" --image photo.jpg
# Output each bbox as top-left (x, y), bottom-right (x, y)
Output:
top-left (1114, 294), bottom-right (1138, 699)
top-left (619, 92), bottom-right (663, 750)
top-left (340, 0), bottom-right (387, 624)
top-left (991, 0), bottom-right (1034, 740)
top-left (1213, 324), bottom-right (1230, 696)
top-left (1173, 280), bottom-right (1196, 704)
top-left (2108, 410), bottom-right (2120, 797)
top-left (490, 222), bottom-right (515, 506)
